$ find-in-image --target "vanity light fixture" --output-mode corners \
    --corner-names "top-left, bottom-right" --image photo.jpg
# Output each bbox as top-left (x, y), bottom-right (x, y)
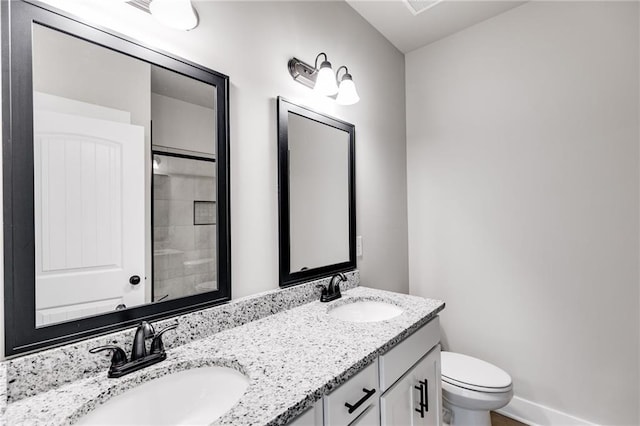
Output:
top-left (313, 53), bottom-right (339, 96)
top-left (288, 53), bottom-right (360, 105)
top-left (335, 66), bottom-right (360, 106)
top-left (148, 0), bottom-right (199, 31)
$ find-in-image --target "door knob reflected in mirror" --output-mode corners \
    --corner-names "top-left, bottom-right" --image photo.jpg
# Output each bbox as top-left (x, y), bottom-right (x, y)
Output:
top-left (129, 275), bottom-right (141, 285)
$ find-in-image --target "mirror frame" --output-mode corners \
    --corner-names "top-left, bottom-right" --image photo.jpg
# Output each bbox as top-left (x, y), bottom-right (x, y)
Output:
top-left (2, 0), bottom-right (232, 356)
top-left (277, 97), bottom-right (356, 287)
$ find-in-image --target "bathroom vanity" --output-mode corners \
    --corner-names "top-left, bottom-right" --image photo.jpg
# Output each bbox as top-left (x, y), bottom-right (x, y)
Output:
top-left (1, 280), bottom-right (445, 426)
top-left (292, 315), bottom-right (441, 426)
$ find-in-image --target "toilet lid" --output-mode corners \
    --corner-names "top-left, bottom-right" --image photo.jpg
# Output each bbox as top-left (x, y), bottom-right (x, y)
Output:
top-left (441, 352), bottom-right (512, 392)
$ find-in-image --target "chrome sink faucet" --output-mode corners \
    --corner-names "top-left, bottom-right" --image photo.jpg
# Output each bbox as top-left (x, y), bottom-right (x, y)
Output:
top-left (131, 321), bottom-right (155, 361)
top-left (90, 321), bottom-right (178, 378)
top-left (319, 273), bottom-right (347, 302)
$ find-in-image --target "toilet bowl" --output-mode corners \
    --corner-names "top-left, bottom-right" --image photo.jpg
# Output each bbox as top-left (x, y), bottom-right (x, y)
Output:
top-left (441, 352), bottom-right (513, 426)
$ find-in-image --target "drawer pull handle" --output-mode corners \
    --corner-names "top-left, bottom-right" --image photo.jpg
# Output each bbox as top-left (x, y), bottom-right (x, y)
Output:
top-left (414, 379), bottom-right (429, 418)
top-left (345, 388), bottom-right (376, 414)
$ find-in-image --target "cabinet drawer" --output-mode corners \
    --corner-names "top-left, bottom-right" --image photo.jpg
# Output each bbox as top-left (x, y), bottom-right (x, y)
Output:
top-left (288, 400), bottom-right (323, 426)
top-left (379, 316), bottom-right (440, 392)
top-left (349, 400), bottom-right (380, 426)
top-left (324, 359), bottom-right (379, 426)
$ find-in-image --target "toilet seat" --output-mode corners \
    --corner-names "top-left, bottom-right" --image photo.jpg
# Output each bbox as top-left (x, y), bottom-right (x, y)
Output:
top-left (441, 352), bottom-right (512, 393)
top-left (443, 375), bottom-right (512, 393)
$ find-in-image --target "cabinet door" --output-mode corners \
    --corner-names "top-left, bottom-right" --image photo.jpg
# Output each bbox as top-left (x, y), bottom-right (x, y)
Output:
top-left (380, 345), bottom-right (441, 426)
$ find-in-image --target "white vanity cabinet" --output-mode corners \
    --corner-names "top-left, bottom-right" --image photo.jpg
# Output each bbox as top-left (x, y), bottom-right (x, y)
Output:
top-left (380, 346), bottom-right (441, 426)
top-left (379, 317), bottom-right (442, 426)
top-left (349, 401), bottom-right (380, 426)
top-left (289, 317), bottom-right (441, 426)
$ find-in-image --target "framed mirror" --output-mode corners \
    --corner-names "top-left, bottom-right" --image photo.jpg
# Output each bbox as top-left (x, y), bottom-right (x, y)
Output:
top-left (2, 1), bottom-right (231, 355)
top-left (277, 97), bottom-right (356, 287)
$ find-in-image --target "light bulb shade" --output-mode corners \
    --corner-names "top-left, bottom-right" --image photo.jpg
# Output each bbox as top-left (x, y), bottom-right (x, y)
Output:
top-left (314, 61), bottom-right (339, 96)
top-left (149, 0), bottom-right (199, 31)
top-left (336, 75), bottom-right (360, 105)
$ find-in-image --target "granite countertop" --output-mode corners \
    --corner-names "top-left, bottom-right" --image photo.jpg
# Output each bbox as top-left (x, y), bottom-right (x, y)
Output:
top-left (3, 287), bottom-right (445, 426)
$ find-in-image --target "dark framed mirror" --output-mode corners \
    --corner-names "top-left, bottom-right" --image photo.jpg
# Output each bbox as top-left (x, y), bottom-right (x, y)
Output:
top-left (277, 97), bottom-right (356, 287)
top-left (2, 0), bottom-right (231, 355)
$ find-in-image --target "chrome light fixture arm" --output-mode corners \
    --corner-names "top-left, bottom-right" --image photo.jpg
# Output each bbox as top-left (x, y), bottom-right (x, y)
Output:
top-left (314, 52), bottom-right (329, 70)
top-left (335, 65), bottom-right (350, 80)
top-left (288, 53), bottom-right (359, 104)
top-left (288, 52), bottom-right (334, 90)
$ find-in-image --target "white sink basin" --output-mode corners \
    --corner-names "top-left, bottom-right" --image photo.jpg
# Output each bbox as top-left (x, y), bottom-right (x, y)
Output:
top-left (328, 300), bottom-right (403, 323)
top-left (77, 366), bottom-right (249, 425)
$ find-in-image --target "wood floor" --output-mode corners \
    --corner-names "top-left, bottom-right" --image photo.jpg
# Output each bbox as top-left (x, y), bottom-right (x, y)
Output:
top-left (491, 412), bottom-right (528, 426)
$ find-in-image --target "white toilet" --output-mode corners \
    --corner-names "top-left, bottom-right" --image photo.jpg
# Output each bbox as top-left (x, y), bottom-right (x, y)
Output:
top-left (441, 352), bottom-right (513, 426)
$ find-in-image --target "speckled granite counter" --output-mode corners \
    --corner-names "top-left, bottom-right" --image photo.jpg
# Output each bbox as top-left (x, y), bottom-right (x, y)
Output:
top-left (3, 286), bottom-right (444, 426)
top-left (5, 272), bottom-right (360, 403)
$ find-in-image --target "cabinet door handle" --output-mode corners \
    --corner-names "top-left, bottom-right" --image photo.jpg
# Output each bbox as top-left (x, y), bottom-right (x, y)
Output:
top-left (345, 388), bottom-right (376, 414)
top-left (420, 379), bottom-right (429, 412)
top-left (414, 379), bottom-right (429, 417)
top-left (414, 383), bottom-right (425, 418)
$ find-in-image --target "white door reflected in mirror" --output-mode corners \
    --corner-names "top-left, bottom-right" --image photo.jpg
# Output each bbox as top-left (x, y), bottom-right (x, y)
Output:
top-left (33, 108), bottom-right (146, 327)
top-left (31, 22), bottom-right (219, 327)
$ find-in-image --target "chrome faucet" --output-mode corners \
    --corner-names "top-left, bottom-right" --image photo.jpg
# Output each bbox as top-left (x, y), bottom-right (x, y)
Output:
top-left (131, 321), bottom-right (155, 361)
top-left (320, 273), bottom-right (347, 302)
top-left (90, 321), bottom-right (178, 378)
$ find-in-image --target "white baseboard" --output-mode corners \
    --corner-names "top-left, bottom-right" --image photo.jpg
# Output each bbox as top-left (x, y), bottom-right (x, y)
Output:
top-left (497, 396), bottom-right (598, 426)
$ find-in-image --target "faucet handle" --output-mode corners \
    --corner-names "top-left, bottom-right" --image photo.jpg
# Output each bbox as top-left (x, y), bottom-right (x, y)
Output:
top-left (150, 322), bottom-right (178, 354)
top-left (89, 345), bottom-right (128, 368)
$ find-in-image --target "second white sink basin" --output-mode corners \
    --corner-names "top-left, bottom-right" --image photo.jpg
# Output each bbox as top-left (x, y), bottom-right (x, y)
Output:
top-left (328, 300), bottom-right (403, 323)
top-left (77, 365), bottom-right (249, 425)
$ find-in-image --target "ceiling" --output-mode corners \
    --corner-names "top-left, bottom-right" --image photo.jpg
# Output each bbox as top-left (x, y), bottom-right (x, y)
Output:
top-left (345, 0), bottom-right (527, 53)
top-left (39, 0), bottom-right (526, 56)
top-left (151, 65), bottom-right (216, 110)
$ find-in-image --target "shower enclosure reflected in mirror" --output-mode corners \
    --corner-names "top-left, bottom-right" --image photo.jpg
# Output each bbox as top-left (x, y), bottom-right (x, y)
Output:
top-left (3, 0), bottom-right (230, 355)
top-left (277, 97), bottom-right (356, 287)
top-left (152, 153), bottom-right (217, 302)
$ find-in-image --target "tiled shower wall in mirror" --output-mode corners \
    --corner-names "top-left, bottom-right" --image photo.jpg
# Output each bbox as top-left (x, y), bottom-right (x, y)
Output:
top-left (153, 154), bottom-right (217, 301)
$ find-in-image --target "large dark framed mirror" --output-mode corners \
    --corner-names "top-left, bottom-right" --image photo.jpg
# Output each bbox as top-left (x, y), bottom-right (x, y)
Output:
top-left (277, 97), bottom-right (356, 287)
top-left (2, 0), bottom-right (231, 355)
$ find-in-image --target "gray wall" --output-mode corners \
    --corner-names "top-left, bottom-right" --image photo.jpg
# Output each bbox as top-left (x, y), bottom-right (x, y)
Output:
top-left (151, 93), bottom-right (215, 156)
top-left (24, 1), bottom-right (410, 298)
top-left (406, 2), bottom-right (639, 424)
top-left (32, 24), bottom-right (151, 133)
